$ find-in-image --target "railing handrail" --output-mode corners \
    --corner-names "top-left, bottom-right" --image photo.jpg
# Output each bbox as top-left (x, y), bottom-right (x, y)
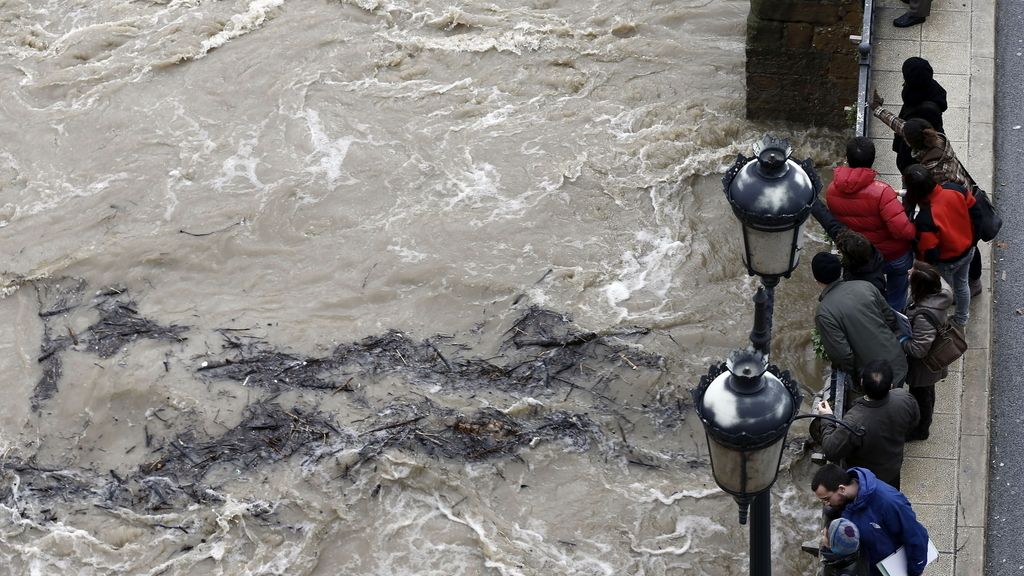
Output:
top-left (854, 0), bottom-right (875, 137)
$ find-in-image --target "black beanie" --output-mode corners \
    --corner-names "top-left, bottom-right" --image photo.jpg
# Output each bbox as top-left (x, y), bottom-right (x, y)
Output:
top-left (812, 252), bottom-right (843, 284)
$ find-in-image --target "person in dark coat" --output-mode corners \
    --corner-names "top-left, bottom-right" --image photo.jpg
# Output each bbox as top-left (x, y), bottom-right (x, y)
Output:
top-left (811, 201), bottom-right (887, 296)
top-left (889, 58), bottom-right (983, 294)
top-left (900, 262), bottom-right (954, 440)
top-left (894, 58), bottom-right (948, 173)
top-left (814, 359), bottom-right (920, 489)
top-left (813, 253), bottom-right (909, 386)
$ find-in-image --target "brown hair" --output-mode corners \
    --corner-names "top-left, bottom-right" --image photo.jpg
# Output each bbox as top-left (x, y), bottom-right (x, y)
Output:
top-left (903, 118), bottom-right (942, 150)
top-left (910, 261), bottom-right (943, 304)
top-left (836, 229), bottom-right (874, 272)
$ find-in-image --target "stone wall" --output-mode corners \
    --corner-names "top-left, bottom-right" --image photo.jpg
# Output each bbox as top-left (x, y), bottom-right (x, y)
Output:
top-left (746, 0), bottom-right (863, 129)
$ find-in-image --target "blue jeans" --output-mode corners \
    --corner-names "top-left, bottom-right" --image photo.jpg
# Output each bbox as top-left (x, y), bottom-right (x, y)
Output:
top-left (882, 250), bottom-right (914, 313)
top-left (936, 247), bottom-right (975, 326)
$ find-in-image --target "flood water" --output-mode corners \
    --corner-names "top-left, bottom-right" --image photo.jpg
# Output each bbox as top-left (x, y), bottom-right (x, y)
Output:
top-left (0, 0), bottom-right (846, 574)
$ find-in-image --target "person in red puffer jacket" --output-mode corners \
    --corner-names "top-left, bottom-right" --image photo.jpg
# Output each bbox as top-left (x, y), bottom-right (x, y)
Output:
top-left (826, 137), bottom-right (917, 312)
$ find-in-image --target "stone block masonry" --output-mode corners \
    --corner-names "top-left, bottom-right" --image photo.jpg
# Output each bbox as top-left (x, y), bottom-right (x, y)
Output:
top-left (746, 0), bottom-right (863, 128)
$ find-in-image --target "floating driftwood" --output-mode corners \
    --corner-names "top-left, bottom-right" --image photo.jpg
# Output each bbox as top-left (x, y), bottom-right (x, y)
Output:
top-left (85, 296), bottom-right (188, 358)
top-left (31, 278), bottom-right (86, 409)
top-left (14, 286), bottom-right (684, 517)
top-left (30, 278), bottom-right (189, 411)
top-left (197, 306), bottom-right (664, 398)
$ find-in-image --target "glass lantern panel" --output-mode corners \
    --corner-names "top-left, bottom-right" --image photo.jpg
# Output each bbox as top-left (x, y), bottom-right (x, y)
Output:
top-left (707, 436), bottom-right (787, 496)
top-left (742, 226), bottom-right (800, 278)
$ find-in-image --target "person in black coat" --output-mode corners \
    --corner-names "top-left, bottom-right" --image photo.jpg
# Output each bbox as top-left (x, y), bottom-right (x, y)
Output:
top-left (894, 57), bottom-right (948, 174)
top-left (811, 200), bottom-right (887, 297)
top-left (892, 57), bottom-right (983, 293)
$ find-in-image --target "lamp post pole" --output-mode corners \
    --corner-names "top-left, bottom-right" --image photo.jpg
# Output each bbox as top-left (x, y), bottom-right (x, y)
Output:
top-left (749, 277), bottom-right (779, 576)
top-left (750, 279), bottom-right (779, 576)
top-left (750, 492), bottom-right (772, 576)
top-left (749, 282), bottom-right (777, 358)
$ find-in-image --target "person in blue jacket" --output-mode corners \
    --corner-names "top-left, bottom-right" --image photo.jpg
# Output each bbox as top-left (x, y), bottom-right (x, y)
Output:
top-left (812, 464), bottom-right (929, 576)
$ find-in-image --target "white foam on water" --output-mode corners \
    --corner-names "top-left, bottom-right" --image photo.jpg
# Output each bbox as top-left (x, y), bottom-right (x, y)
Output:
top-left (774, 481), bottom-right (821, 531)
top-left (163, 169), bottom-right (184, 221)
top-left (469, 104), bottom-right (516, 130)
top-left (633, 485), bottom-right (723, 505)
top-left (386, 242), bottom-right (429, 263)
top-left (212, 135), bottom-right (265, 192)
top-left (418, 152), bottom-right (557, 226)
top-left (196, 0), bottom-right (285, 57)
top-left (18, 172), bottom-right (131, 217)
top-left (380, 17), bottom-right (592, 57)
top-left (321, 76), bottom-right (476, 101)
top-left (629, 515), bottom-right (728, 557)
top-left (302, 108), bottom-right (359, 187)
top-left (600, 228), bottom-right (687, 322)
top-left (434, 497), bottom-right (526, 576)
top-left (500, 397), bottom-right (544, 416)
top-left (524, 285), bottom-right (550, 306)
top-left (441, 159), bottom-right (500, 212)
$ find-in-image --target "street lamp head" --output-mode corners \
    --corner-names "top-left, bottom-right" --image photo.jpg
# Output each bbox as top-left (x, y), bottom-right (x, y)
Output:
top-left (722, 135), bottom-right (821, 282)
top-left (691, 348), bottom-right (802, 524)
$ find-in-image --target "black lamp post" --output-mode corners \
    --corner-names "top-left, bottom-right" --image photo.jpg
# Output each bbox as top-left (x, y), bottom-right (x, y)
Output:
top-left (723, 135), bottom-right (819, 355)
top-left (692, 135), bottom-right (821, 576)
top-left (723, 135), bottom-right (819, 286)
top-left (693, 349), bottom-right (802, 524)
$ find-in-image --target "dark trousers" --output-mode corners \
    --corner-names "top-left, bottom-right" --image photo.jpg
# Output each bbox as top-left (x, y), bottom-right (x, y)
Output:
top-left (909, 0), bottom-right (932, 16)
top-left (909, 385), bottom-right (936, 438)
top-left (970, 247), bottom-right (982, 281)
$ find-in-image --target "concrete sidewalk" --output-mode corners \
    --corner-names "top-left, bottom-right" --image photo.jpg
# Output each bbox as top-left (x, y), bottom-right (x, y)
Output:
top-left (865, 1), bottom-right (994, 574)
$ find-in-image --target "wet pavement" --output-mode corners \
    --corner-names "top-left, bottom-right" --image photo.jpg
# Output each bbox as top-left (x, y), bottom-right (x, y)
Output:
top-left (866, 0), bottom-right (995, 573)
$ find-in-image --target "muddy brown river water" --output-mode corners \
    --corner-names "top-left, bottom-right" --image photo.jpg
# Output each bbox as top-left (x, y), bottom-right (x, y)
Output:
top-left (1, 0), bottom-right (847, 574)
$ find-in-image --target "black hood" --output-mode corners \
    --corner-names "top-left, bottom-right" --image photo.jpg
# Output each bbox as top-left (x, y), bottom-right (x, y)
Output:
top-left (901, 57), bottom-right (948, 110)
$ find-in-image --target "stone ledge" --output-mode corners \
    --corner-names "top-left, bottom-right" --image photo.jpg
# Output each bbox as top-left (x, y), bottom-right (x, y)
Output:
top-left (957, 434), bottom-right (989, 528)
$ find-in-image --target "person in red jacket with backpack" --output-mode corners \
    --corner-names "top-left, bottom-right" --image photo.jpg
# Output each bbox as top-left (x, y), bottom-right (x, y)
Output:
top-left (903, 164), bottom-right (975, 327)
top-left (826, 137), bottom-right (917, 312)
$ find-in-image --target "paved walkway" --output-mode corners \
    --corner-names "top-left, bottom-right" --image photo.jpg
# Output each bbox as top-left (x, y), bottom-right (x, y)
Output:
top-left (866, 1), bottom-right (993, 574)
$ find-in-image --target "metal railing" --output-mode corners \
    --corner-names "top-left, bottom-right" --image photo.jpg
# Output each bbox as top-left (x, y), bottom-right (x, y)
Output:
top-left (805, 5), bottom-right (874, 573)
top-left (853, 0), bottom-right (875, 137)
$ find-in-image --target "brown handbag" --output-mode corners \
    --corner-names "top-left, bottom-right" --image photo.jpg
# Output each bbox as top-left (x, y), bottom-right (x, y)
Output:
top-left (917, 308), bottom-right (968, 372)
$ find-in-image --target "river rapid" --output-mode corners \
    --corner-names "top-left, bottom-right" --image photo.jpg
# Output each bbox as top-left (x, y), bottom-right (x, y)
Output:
top-left (0, 0), bottom-right (846, 574)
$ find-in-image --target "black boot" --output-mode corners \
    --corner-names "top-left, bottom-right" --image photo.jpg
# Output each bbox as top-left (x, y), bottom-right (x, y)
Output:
top-left (894, 13), bottom-right (926, 27)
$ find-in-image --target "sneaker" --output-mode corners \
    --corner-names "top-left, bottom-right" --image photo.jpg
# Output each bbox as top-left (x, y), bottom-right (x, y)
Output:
top-left (893, 13), bottom-right (926, 27)
top-left (970, 278), bottom-right (982, 297)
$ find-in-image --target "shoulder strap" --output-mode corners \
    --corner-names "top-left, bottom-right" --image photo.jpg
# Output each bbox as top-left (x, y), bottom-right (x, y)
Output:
top-left (915, 307), bottom-right (944, 329)
top-left (957, 160), bottom-right (979, 191)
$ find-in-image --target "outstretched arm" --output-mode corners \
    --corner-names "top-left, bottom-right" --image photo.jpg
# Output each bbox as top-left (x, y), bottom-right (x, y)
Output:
top-left (870, 91), bottom-right (906, 137)
top-left (811, 200), bottom-right (847, 242)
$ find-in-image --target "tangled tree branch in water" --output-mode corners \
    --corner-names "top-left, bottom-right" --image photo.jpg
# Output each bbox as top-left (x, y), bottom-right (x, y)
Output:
top-left (197, 306), bottom-right (663, 397)
top-left (14, 281), bottom-right (694, 516)
top-left (31, 278), bottom-right (188, 410)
